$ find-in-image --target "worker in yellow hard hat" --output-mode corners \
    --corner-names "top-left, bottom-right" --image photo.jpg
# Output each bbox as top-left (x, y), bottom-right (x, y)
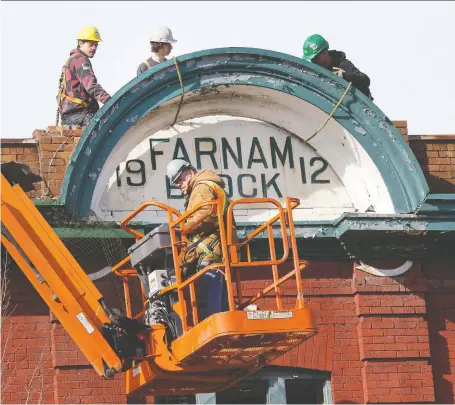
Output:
top-left (56, 26), bottom-right (111, 127)
top-left (137, 26), bottom-right (177, 76)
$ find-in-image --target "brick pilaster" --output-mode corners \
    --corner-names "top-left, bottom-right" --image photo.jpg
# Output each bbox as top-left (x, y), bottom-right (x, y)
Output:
top-left (392, 120), bottom-right (409, 143)
top-left (354, 264), bottom-right (436, 403)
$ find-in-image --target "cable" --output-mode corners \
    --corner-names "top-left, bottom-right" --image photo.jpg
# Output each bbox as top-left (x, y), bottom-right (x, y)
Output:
top-left (305, 82), bottom-right (352, 143)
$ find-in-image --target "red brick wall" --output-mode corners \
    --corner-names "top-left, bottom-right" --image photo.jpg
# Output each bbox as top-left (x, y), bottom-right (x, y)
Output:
top-left (424, 261), bottom-right (455, 403)
top-left (5, 257), bottom-right (454, 404)
top-left (1, 123), bottom-right (454, 404)
top-left (1, 127), bottom-right (82, 199)
top-left (352, 265), bottom-right (434, 404)
top-left (31, 128), bottom-right (82, 198)
top-left (240, 258), bottom-right (454, 404)
top-left (408, 135), bottom-right (455, 193)
top-left (1, 260), bottom-right (127, 404)
top-left (0, 140), bottom-right (43, 198)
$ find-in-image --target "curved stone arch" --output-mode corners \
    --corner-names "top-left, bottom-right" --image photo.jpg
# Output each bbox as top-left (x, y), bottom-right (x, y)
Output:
top-left (60, 47), bottom-right (429, 218)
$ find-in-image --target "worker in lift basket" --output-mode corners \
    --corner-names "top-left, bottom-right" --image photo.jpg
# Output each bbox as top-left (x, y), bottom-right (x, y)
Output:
top-left (166, 159), bottom-right (230, 322)
top-left (302, 34), bottom-right (373, 100)
top-left (137, 26), bottom-right (177, 76)
top-left (57, 26), bottom-right (111, 127)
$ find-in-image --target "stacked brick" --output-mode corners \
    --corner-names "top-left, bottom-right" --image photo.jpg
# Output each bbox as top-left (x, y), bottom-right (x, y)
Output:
top-left (408, 135), bottom-right (455, 193)
top-left (393, 120), bottom-right (455, 192)
top-left (0, 127), bottom-right (82, 199)
top-left (31, 127), bottom-right (82, 198)
top-left (393, 121), bottom-right (409, 142)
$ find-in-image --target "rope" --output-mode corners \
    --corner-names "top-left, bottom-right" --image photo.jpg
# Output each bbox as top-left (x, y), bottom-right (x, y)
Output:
top-left (55, 71), bottom-right (64, 126)
top-left (305, 82), bottom-right (352, 143)
top-left (36, 140), bottom-right (53, 199)
top-left (171, 56), bottom-right (185, 127)
top-left (44, 135), bottom-right (72, 197)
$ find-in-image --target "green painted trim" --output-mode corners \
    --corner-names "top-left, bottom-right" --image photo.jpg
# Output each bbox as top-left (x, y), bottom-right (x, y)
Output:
top-left (417, 193), bottom-right (455, 214)
top-left (33, 199), bottom-right (64, 206)
top-left (42, 214), bottom-right (454, 259)
top-left (262, 214), bottom-right (455, 239)
top-left (426, 194), bottom-right (455, 201)
top-left (419, 203), bottom-right (455, 214)
top-left (59, 47), bottom-right (429, 218)
top-left (120, 213), bottom-right (455, 240)
top-left (54, 227), bottom-right (140, 239)
top-left (41, 215), bottom-right (455, 241)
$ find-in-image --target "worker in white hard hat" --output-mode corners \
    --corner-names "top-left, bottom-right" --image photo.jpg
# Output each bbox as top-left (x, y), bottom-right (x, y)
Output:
top-left (166, 159), bottom-right (232, 321)
top-left (136, 26), bottom-right (177, 76)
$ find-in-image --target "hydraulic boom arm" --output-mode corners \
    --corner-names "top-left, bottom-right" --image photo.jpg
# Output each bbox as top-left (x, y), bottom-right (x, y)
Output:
top-left (1, 166), bottom-right (126, 378)
top-left (1, 162), bottom-right (317, 397)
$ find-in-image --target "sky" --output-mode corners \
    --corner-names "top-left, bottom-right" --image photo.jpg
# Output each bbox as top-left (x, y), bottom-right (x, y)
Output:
top-left (1, 1), bottom-right (454, 139)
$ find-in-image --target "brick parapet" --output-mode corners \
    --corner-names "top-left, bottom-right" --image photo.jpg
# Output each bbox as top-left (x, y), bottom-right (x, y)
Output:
top-left (1, 123), bottom-right (454, 194)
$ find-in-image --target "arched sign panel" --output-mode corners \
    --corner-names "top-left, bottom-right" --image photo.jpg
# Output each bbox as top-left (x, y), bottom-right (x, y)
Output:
top-left (94, 116), bottom-right (354, 222)
top-left (61, 48), bottom-right (429, 223)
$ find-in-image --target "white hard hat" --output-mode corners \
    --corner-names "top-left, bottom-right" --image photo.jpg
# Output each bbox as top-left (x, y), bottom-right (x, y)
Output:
top-left (149, 26), bottom-right (177, 44)
top-left (166, 159), bottom-right (192, 185)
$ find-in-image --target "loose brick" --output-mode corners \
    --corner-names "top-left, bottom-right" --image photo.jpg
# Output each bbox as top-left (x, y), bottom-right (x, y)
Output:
top-left (428, 164), bottom-right (441, 171)
top-left (35, 136), bottom-right (52, 144)
top-left (439, 151), bottom-right (455, 157)
top-left (39, 144), bottom-right (64, 152)
top-left (429, 157), bottom-right (451, 164)
top-left (433, 171), bottom-right (452, 179)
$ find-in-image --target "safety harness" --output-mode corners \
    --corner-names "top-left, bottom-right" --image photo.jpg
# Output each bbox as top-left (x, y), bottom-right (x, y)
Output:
top-left (57, 59), bottom-right (89, 110)
top-left (189, 181), bottom-right (228, 264)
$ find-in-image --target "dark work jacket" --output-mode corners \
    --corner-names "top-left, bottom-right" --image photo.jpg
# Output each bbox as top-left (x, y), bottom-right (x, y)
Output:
top-left (58, 48), bottom-right (111, 116)
top-left (329, 50), bottom-right (373, 100)
top-left (136, 57), bottom-right (165, 76)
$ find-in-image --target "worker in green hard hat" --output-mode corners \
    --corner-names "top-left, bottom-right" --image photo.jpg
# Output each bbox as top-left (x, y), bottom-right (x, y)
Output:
top-left (302, 34), bottom-right (373, 100)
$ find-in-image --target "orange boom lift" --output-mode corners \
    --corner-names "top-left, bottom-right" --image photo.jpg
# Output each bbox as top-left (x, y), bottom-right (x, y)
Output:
top-left (1, 162), bottom-right (316, 396)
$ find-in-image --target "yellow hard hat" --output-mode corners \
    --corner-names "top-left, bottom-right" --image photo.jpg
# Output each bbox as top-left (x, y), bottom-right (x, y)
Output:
top-left (77, 26), bottom-right (102, 42)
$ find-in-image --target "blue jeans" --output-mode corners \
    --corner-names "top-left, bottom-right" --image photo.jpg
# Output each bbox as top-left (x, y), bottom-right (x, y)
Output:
top-left (61, 111), bottom-right (94, 127)
top-left (196, 269), bottom-right (229, 322)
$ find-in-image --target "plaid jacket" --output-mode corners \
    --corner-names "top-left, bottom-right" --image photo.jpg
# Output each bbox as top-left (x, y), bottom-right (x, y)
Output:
top-left (58, 48), bottom-right (111, 116)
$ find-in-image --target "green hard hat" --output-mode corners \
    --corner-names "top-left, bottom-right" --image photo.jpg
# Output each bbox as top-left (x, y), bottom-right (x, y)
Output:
top-left (302, 34), bottom-right (329, 61)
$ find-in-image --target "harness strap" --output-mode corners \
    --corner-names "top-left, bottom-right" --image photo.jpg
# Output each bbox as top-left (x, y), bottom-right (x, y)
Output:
top-left (196, 240), bottom-right (222, 263)
top-left (57, 59), bottom-right (89, 109)
top-left (197, 181), bottom-right (228, 215)
top-left (144, 60), bottom-right (151, 69)
top-left (188, 180), bottom-right (229, 263)
top-left (59, 94), bottom-right (89, 108)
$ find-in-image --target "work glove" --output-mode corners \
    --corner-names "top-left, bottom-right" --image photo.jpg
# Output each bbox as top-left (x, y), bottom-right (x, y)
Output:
top-left (332, 67), bottom-right (345, 78)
